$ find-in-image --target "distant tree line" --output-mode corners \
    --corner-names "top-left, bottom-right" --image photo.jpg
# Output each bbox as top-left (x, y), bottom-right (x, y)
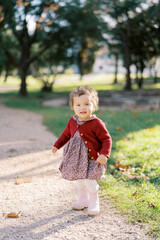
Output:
top-left (0, 0), bottom-right (160, 96)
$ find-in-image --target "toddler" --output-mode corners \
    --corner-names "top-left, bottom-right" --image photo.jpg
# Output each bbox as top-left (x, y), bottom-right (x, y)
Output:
top-left (52, 86), bottom-right (112, 216)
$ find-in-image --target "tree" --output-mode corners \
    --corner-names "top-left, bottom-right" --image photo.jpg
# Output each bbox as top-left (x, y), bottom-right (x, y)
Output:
top-left (62, 1), bottom-right (103, 80)
top-left (0, 0), bottom-right (73, 96)
top-left (0, 0), bottom-right (104, 95)
top-left (99, 0), bottom-right (147, 90)
top-left (130, 1), bottom-right (160, 88)
top-left (106, 27), bottom-right (123, 84)
top-left (30, 42), bottom-right (72, 92)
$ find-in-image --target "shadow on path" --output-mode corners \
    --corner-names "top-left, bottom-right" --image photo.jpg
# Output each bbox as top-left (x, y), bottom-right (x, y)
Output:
top-left (1, 210), bottom-right (91, 240)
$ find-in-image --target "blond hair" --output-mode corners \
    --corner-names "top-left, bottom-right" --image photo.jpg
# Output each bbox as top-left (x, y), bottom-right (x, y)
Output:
top-left (69, 86), bottom-right (99, 111)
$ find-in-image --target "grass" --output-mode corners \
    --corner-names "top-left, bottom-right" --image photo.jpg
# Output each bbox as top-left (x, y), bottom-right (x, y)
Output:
top-left (1, 76), bottom-right (160, 239)
top-left (1, 73), bottom-right (160, 93)
top-left (100, 125), bottom-right (160, 238)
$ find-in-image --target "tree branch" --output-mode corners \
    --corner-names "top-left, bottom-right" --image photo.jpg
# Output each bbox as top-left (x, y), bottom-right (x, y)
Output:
top-left (4, 49), bottom-right (18, 67)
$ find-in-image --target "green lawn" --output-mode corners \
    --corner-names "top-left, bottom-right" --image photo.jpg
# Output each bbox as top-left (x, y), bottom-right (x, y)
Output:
top-left (1, 74), bottom-right (160, 93)
top-left (1, 79), bottom-right (160, 239)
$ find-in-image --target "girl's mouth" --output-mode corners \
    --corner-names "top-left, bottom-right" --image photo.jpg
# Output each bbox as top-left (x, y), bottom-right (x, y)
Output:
top-left (80, 111), bottom-right (87, 114)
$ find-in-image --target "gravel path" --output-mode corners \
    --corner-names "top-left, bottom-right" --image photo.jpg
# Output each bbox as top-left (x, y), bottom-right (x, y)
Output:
top-left (0, 104), bottom-right (153, 240)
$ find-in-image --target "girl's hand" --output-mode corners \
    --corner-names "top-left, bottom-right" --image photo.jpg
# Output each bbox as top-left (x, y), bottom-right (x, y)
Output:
top-left (52, 146), bottom-right (58, 154)
top-left (96, 154), bottom-right (108, 165)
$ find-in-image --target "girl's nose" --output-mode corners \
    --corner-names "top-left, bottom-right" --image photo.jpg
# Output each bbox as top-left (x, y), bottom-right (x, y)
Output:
top-left (81, 105), bottom-right (85, 109)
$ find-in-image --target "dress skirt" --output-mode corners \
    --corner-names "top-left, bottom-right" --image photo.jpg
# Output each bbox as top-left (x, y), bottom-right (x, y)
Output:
top-left (59, 130), bottom-right (106, 181)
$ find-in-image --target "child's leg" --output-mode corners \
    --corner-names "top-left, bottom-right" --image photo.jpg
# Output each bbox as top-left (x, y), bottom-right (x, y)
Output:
top-left (85, 179), bottom-right (100, 216)
top-left (72, 179), bottom-right (89, 210)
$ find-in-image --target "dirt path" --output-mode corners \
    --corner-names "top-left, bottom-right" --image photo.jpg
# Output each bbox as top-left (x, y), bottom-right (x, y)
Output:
top-left (0, 104), bottom-right (152, 240)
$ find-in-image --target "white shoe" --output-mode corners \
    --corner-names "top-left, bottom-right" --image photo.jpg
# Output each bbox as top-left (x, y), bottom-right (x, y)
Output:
top-left (72, 187), bottom-right (88, 210)
top-left (87, 191), bottom-right (100, 216)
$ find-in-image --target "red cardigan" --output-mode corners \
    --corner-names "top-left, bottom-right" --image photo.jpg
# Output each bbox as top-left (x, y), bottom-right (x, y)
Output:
top-left (53, 116), bottom-right (112, 160)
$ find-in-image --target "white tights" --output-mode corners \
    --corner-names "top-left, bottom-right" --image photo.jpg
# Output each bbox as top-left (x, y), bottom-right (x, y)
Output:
top-left (75, 179), bottom-right (99, 193)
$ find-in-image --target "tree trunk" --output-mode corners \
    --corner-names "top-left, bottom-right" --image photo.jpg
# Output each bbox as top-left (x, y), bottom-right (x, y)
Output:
top-left (138, 69), bottom-right (144, 89)
top-left (4, 70), bottom-right (9, 82)
top-left (138, 76), bottom-right (143, 89)
top-left (19, 68), bottom-right (28, 96)
top-left (154, 70), bottom-right (158, 84)
top-left (120, 17), bottom-right (132, 90)
top-left (113, 53), bottom-right (118, 84)
top-left (124, 43), bottom-right (132, 90)
top-left (78, 60), bottom-right (83, 81)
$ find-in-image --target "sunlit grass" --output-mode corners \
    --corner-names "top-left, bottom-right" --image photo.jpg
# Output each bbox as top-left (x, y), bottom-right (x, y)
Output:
top-left (0, 76), bottom-right (21, 86)
top-left (100, 125), bottom-right (160, 238)
top-left (1, 74), bottom-right (159, 93)
top-left (0, 74), bottom-right (125, 92)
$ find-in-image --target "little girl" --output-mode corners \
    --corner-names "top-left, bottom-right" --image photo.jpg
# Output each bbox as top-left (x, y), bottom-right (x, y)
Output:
top-left (52, 86), bottom-right (112, 216)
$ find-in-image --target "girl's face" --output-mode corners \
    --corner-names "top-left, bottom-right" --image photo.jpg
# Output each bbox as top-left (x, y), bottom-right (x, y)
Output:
top-left (73, 94), bottom-right (94, 121)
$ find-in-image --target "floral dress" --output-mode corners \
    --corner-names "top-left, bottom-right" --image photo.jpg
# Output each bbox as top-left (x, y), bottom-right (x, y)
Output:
top-left (59, 115), bottom-right (106, 181)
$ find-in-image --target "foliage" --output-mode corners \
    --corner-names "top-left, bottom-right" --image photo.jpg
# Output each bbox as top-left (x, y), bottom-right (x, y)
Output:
top-left (1, 0), bottom-right (160, 94)
top-left (0, 0), bottom-right (103, 95)
top-left (98, 0), bottom-right (160, 89)
top-left (0, 0), bottom-right (68, 95)
top-left (30, 44), bottom-right (72, 92)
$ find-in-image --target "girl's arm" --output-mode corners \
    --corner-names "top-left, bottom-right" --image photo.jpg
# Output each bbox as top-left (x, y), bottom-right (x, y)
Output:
top-left (52, 146), bottom-right (58, 155)
top-left (95, 120), bottom-right (112, 159)
top-left (53, 119), bottom-right (71, 150)
top-left (96, 154), bottom-right (108, 165)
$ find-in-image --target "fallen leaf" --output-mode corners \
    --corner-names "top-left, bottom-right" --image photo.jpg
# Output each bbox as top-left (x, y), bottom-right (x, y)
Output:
top-left (7, 212), bottom-right (21, 218)
top-left (148, 202), bottom-right (156, 208)
top-left (133, 191), bottom-right (138, 196)
top-left (115, 161), bottom-right (128, 170)
top-left (149, 118), bottom-right (153, 122)
top-left (131, 113), bottom-right (138, 117)
top-left (137, 219), bottom-right (142, 222)
top-left (15, 177), bottom-right (32, 185)
top-left (116, 126), bottom-right (122, 131)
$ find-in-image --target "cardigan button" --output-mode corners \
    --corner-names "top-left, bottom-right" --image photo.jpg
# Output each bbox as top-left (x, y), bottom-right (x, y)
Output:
top-left (89, 149), bottom-right (91, 152)
top-left (80, 133), bottom-right (83, 136)
top-left (91, 157), bottom-right (94, 160)
top-left (85, 141), bottom-right (87, 144)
